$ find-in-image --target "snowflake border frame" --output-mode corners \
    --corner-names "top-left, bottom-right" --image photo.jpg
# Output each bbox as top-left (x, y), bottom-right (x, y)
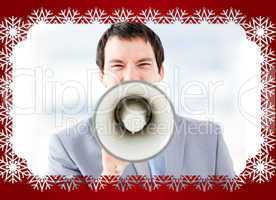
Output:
top-left (0, 8), bottom-right (275, 192)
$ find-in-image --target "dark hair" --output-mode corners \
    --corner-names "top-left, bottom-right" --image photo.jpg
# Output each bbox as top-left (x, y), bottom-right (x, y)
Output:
top-left (96, 22), bottom-right (164, 72)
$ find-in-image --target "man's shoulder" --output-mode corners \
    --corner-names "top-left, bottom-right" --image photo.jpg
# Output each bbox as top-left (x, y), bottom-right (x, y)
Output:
top-left (172, 115), bottom-right (222, 161)
top-left (172, 115), bottom-right (234, 176)
top-left (48, 116), bottom-right (102, 176)
top-left (49, 116), bottom-right (101, 157)
top-left (174, 114), bottom-right (222, 136)
top-left (50, 116), bottom-right (97, 149)
top-left (55, 117), bottom-right (93, 138)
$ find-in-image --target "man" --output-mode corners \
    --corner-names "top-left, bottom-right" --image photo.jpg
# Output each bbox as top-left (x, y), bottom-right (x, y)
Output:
top-left (48, 22), bottom-right (234, 177)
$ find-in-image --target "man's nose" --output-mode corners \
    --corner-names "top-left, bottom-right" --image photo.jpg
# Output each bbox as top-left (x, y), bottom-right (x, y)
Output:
top-left (123, 65), bottom-right (141, 81)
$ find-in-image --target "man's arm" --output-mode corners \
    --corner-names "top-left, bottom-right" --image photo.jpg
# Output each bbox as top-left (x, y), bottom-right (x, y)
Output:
top-left (48, 133), bottom-right (81, 176)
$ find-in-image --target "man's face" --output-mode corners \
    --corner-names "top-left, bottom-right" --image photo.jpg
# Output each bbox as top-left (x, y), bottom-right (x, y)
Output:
top-left (100, 36), bottom-right (164, 88)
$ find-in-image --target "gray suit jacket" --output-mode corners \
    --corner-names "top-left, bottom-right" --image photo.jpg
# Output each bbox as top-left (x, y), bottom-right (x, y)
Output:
top-left (48, 115), bottom-right (235, 177)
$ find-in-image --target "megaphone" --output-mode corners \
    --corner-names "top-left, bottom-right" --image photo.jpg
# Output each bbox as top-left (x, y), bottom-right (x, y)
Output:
top-left (93, 80), bottom-right (175, 162)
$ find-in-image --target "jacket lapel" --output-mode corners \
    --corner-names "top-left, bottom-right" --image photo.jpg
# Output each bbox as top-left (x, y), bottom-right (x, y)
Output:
top-left (133, 162), bottom-right (151, 177)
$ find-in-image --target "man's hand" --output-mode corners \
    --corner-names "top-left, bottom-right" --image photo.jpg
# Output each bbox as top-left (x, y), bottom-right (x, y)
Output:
top-left (101, 149), bottom-right (129, 176)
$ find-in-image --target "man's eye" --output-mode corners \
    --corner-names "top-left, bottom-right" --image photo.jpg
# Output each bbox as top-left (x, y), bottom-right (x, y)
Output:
top-left (111, 65), bottom-right (123, 70)
top-left (138, 63), bottom-right (151, 68)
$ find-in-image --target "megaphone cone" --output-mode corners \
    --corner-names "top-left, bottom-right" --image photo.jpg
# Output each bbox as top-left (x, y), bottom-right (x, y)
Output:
top-left (93, 80), bottom-right (175, 162)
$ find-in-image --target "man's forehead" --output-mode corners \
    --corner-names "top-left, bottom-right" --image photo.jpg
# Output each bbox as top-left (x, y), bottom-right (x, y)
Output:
top-left (104, 36), bottom-right (155, 61)
top-left (109, 58), bottom-right (154, 63)
top-left (106, 35), bottom-right (148, 43)
top-left (104, 36), bottom-right (152, 50)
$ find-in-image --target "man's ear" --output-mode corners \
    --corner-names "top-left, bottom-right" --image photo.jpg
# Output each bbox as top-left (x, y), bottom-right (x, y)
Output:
top-left (99, 70), bottom-right (106, 87)
top-left (99, 70), bottom-right (103, 82)
top-left (159, 65), bottom-right (164, 81)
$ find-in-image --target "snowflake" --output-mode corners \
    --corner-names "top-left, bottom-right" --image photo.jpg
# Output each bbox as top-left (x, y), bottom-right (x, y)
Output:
top-left (191, 9), bottom-right (217, 24)
top-left (153, 176), bottom-right (178, 191)
top-left (55, 9), bottom-right (82, 24)
top-left (115, 175), bottom-right (162, 191)
top-left (219, 9), bottom-right (246, 24)
top-left (245, 153), bottom-right (276, 183)
top-left (165, 176), bottom-right (189, 192)
top-left (243, 16), bottom-right (276, 46)
top-left (56, 175), bottom-right (83, 191)
top-left (0, 89), bottom-right (12, 110)
top-left (0, 16), bottom-right (28, 47)
top-left (0, 79), bottom-right (11, 92)
top-left (0, 47), bottom-right (15, 69)
top-left (259, 128), bottom-right (276, 154)
top-left (115, 175), bottom-right (170, 192)
top-left (164, 8), bottom-right (190, 24)
top-left (27, 8), bottom-right (55, 25)
top-left (115, 176), bottom-right (139, 191)
top-left (137, 8), bottom-right (163, 24)
top-left (140, 176), bottom-right (161, 191)
top-left (260, 74), bottom-right (275, 100)
top-left (0, 131), bottom-right (12, 153)
top-left (0, 152), bottom-right (31, 183)
top-left (83, 8), bottom-right (109, 24)
top-left (84, 175), bottom-right (119, 191)
top-left (259, 47), bottom-right (275, 74)
top-left (137, 176), bottom-right (173, 191)
top-left (109, 8), bottom-right (136, 23)
top-left (261, 101), bottom-right (275, 127)
top-left (218, 175), bottom-right (246, 191)
top-left (0, 118), bottom-right (12, 135)
top-left (0, 47), bottom-right (13, 82)
top-left (0, 106), bottom-right (11, 124)
top-left (28, 175), bottom-right (57, 191)
top-left (194, 176), bottom-right (215, 191)
top-left (0, 65), bottom-right (12, 81)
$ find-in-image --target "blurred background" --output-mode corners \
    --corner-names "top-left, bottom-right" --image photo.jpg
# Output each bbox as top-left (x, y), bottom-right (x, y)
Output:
top-left (11, 23), bottom-right (261, 175)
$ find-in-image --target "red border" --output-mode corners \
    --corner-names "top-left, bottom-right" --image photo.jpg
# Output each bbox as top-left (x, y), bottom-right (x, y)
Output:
top-left (0, 0), bottom-right (275, 198)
